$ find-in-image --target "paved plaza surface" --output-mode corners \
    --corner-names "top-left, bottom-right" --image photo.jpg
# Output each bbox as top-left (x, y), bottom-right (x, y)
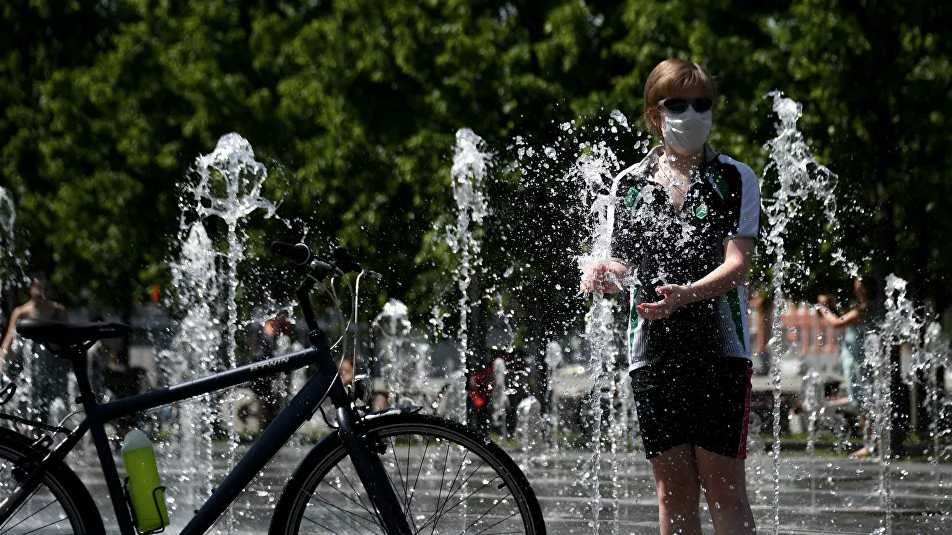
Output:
top-left (62, 438), bottom-right (952, 535)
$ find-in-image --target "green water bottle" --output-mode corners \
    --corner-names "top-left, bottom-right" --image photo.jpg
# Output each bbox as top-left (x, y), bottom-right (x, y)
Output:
top-left (121, 429), bottom-right (170, 532)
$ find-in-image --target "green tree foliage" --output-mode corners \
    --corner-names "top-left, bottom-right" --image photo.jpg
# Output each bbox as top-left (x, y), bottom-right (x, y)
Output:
top-left (764, 1), bottom-right (952, 309)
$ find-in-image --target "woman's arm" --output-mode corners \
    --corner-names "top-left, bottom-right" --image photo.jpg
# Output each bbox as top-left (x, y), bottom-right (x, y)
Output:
top-left (637, 237), bottom-right (755, 319)
top-left (816, 303), bottom-right (864, 327)
top-left (1, 307), bottom-right (24, 375)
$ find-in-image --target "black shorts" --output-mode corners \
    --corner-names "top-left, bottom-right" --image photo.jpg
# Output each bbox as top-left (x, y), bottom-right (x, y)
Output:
top-left (629, 356), bottom-right (752, 460)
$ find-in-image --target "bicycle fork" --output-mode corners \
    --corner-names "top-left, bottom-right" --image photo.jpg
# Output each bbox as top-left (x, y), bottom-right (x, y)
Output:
top-left (333, 386), bottom-right (414, 535)
top-left (295, 269), bottom-right (412, 535)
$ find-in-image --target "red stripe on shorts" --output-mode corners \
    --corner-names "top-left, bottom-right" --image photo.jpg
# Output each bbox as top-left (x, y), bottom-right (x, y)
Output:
top-left (737, 363), bottom-right (753, 459)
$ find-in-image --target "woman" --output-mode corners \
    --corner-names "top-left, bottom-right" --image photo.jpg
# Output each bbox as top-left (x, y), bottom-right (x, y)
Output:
top-left (816, 277), bottom-right (877, 458)
top-left (582, 59), bottom-right (759, 535)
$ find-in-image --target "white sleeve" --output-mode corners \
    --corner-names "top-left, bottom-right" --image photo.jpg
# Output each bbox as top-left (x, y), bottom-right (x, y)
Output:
top-left (727, 162), bottom-right (760, 242)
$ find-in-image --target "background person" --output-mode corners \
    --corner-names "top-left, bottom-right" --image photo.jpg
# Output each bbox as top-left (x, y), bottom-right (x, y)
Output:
top-left (816, 276), bottom-right (880, 458)
top-left (582, 59), bottom-right (759, 535)
top-left (0, 273), bottom-right (70, 427)
top-left (249, 310), bottom-right (295, 429)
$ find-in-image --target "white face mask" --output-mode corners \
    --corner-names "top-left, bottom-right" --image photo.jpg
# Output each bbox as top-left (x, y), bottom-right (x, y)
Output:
top-left (661, 108), bottom-right (712, 155)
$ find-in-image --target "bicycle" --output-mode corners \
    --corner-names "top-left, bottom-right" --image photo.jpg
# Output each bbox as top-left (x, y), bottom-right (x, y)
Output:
top-left (0, 242), bottom-right (546, 535)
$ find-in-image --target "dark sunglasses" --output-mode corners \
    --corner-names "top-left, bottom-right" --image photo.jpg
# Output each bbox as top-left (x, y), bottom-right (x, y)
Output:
top-left (658, 97), bottom-right (714, 113)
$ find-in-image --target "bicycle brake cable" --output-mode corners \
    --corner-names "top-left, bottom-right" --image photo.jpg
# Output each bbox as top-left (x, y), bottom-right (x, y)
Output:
top-left (320, 274), bottom-right (350, 352)
top-left (318, 403), bottom-right (338, 429)
top-left (351, 271), bottom-right (368, 404)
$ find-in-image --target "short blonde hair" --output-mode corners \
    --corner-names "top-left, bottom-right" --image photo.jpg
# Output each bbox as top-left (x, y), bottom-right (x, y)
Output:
top-left (643, 59), bottom-right (717, 137)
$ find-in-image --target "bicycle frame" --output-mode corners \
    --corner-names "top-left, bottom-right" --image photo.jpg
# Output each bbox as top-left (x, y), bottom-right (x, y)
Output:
top-left (0, 262), bottom-right (414, 535)
top-left (0, 333), bottom-right (338, 535)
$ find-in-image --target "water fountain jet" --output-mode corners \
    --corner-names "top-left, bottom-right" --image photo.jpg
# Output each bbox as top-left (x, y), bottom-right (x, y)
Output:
top-left (171, 133), bottom-right (280, 534)
top-left (447, 128), bottom-right (492, 425)
top-left (762, 91), bottom-right (857, 534)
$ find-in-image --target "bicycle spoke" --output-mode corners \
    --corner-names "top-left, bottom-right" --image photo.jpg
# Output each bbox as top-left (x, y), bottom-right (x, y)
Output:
top-left (404, 433), bottom-right (413, 501)
top-left (305, 500), bottom-right (378, 531)
top-left (426, 440), bottom-right (452, 535)
top-left (414, 470), bottom-right (499, 535)
top-left (330, 460), bottom-right (391, 530)
top-left (427, 444), bottom-right (470, 535)
top-left (433, 455), bottom-right (483, 519)
top-left (467, 506), bottom-right (519, 535)
top-left (377, 456), bottom-right (407, 520)
top-left (17, 515), bottom-right (69, 535)
top-left (312, 495), bottom-right (382, 527)
top-left (435, 447), bottom-right (472, 512)
top-left (387, 435), bottom-right (429, 533)
top-left (386, 437), bottom-right (412, 512)
top-left (313, 471), bottom-right (380, 525)
top-left (331, 463), bottom-right (382, 524)
top-left (0, 488), bottom-right (53, 535)
top-left (301, 513), bottom-right (345, 535)
top-left (416, 450), bottom-right (481, 535)
top-left (404, 435), bottom-right (430, 519)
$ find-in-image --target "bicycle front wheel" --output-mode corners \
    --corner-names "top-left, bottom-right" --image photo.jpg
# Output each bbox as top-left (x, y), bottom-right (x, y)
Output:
top-left (0, 428), bottom-right (105, 535)
top-left (270, 413), bottom-right (545, 535)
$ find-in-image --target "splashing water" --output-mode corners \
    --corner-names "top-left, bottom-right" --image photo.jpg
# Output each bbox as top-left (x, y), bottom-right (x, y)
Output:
top-left (919, 319), bottom-right (951, 468)
top-left (491, 355), bottom-right (510, 437)
top-left (867, 275), bottom-right (924, 534)
top-left (0, 187), bottom-right (27, 306)
top-left (0, 187), bottom-right (16, 338)
top-left (0, 187), bottom-right (14, 241)
top-left (763, 93), bottom-right (842, 252)
top-left (854, 275), bottom-right (952, 534)
top-left (372, 299), bottom-right (427, 408)
top-left (162, 223), bottom-right (221, 514)
top-left (447, 128), bottom-right (492, 424)
top-left (516, 395), bottom-right (544, 460)
top-left (0, 188), bottom-right (32, 419)
top-left (544, 341), bottom-right (564, 451)
top-left (881, 275), bottom-right (923, 345)
top-left (609, 110), bottom-right (630, 132)
top-left (572, 118), bottom-right (632, 534)
top-left (762, 91), bottom-right (856, 535)
top-left (445, 131), bottom-right (493, 535)
top-left (575, 139), bottom-right (625, 274)
top-left (175, 133), bottom-right (280, 534)
top-left (189, 134), bottom-right (278, 226)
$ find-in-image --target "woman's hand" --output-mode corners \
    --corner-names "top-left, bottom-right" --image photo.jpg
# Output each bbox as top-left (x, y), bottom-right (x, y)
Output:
top-left (580, 260), bottom-right (628, 294)
top-left (637, 284), bottom-right (692, 320)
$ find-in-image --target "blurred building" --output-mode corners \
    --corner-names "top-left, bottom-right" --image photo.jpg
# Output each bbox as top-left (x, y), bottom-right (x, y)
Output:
top-left (749, 295), bottom-right (841, 370)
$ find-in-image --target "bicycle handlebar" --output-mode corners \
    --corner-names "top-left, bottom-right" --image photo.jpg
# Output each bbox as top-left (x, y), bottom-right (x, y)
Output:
top-left (271, 241), bottom-right (381, 337)
top-left (271, 241), bottom-right (380, 279)
top-left (271, 241), bottom-right (312, 265)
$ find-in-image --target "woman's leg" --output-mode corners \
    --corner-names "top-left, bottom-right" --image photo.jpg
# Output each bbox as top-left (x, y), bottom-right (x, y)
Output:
top-left (695, 447), bottom-right (756, 535)
top-left (649, 443), bottom-right (703, 535)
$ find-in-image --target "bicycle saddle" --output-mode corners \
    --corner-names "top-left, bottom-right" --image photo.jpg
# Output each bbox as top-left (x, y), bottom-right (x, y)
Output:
top-left (17, 317), bottom-right (132, 348)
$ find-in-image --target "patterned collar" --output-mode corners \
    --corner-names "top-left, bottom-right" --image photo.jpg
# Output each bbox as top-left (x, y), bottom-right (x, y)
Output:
top-left (641, 143), bottom-right (719, 166)
top-left (614, 144), bottom-right (719, 189)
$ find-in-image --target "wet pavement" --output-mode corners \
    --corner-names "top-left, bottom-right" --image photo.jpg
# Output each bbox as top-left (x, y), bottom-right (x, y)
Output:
top-left (61, 438), bottom-right (952, 535)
